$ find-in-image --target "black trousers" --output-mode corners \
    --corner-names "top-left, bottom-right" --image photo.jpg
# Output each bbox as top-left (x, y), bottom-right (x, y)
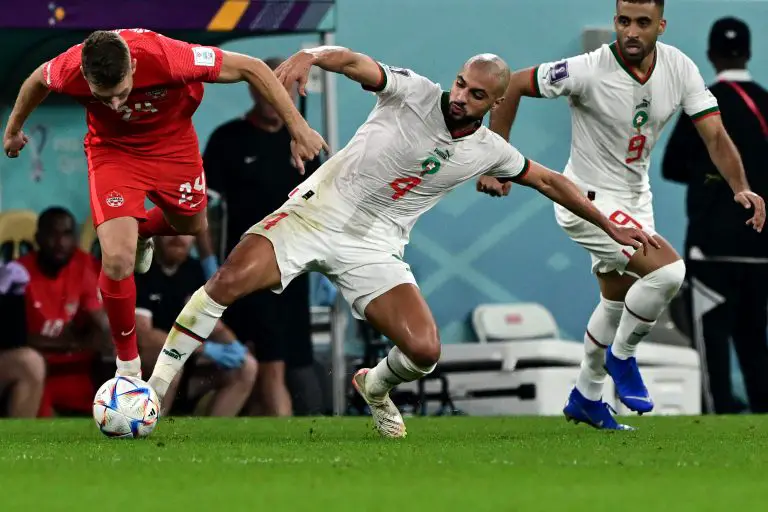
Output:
top-left (687, 258), bottom-right (768, 413)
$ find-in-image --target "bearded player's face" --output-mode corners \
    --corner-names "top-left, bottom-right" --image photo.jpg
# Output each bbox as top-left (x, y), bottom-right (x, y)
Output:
top-left (448, 67), bottom-right (500, 125)
top-left (87, 58), bottom-right (137, 111)
top-left (614, 1), bottom-right (666, 65)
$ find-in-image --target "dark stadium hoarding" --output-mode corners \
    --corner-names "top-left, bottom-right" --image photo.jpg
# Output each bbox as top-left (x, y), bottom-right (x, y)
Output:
top-left (0, 1), bottom-right (335, 102)
top-left (3, 1), bottom-right (335, 33)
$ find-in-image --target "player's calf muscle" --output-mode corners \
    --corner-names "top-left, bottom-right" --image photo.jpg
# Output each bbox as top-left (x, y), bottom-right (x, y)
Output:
top-left (365, 286), bottom-right (441, 367)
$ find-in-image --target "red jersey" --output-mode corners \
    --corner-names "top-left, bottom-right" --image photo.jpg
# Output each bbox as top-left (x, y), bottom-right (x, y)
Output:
top-left (42, 29), bottom-right (224, 161)
top-left (18, 249), bottom-right (102, 338)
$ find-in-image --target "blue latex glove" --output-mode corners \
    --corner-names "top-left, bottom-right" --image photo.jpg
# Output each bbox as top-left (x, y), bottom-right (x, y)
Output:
top-left (200, 255), bottom-right (219, 280)
top-left (202, 340), bottom-right (247, 369)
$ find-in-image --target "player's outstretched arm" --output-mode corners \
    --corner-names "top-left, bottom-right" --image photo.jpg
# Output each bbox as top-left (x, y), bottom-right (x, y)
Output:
top-left (694, 115), bottom-right (765, 232)
top-left (216, 51), bottom-right (328, 173)
top-left (275, 46), bottom-right (383, 94)
top-left (489, 68), bottom-right (537, 141)
top-left (516, 162), bottom-right (661, 254)
top-left (3, 64), bottom-right (50, 158)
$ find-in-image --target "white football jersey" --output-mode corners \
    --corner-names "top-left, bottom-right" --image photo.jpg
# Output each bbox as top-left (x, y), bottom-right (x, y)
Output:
top-left (293, 63), bottom-right (529, 250)
top-left (534, 41), bottom-right (719, 199)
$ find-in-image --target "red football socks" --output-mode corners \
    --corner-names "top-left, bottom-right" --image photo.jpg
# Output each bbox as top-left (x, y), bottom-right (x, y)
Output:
top-left (98, 271), bottom-right (139, 362)
top-left (138, 207), bottom-right (177, 239)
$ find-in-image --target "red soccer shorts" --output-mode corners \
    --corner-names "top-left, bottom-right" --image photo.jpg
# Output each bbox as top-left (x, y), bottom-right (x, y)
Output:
top-left (38, 353), bottom-right (97, 417)
top-left (86, 146), bottom-right (208, 227)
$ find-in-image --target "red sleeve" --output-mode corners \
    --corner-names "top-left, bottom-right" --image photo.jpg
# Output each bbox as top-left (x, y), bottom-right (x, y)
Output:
top-left (42, 44), bottom-right (87, 94)
top-left (77, 252), bottom-right (102, 313)
top-left (154, 34), bottom-right (224, 84)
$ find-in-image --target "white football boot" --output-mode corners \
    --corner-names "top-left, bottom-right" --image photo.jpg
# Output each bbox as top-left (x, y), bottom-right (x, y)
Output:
top-left (135, 237), bottom-right (154, 274)
top-left (352, 368), bottom-right (407, 439)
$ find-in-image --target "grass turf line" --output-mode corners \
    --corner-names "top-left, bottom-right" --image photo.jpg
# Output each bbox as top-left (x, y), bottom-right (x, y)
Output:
top-left (0, 415), bottom-right (765, 511)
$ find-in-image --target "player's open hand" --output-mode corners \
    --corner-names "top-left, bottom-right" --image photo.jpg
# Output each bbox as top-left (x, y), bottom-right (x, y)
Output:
top-left (275, 51), bottom-right (315, 96)
top-left (289, 127), bottom-right (329, 175)
top-left (608, 225), bottom-right (661, 256)
top-left (734, 190), bottom-right (765, 233)
top-left (476, 175), bottom-right (512, 197)
top-left (3, 130), bottom-right (28, 158)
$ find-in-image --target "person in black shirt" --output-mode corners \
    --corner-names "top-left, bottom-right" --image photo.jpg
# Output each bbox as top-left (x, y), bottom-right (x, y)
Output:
top-left (662, 17), bottom-right (768, 414)
top-left (202, 57), bottom-right (323, 416)
top-left (135, 235), bottom-right (257, 416)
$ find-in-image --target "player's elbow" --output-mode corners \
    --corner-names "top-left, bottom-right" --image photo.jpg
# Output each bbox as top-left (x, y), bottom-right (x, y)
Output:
top-left (241, 55), bottom-right (271, 81)
top-left (515, 164), bottom-right (551, 192)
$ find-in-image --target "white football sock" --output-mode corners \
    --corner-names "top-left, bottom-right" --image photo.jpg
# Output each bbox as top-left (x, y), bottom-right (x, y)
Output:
top-left (366, 346), bottom-right (436, 399)
top-left (612, 260), bottom-right (686, 360)
top-left (148, 287), bottom-right (226, 398)
top-left (116, 356), bottom-right (142, 377)
top-left (576, 296), bottom-right (624, 401)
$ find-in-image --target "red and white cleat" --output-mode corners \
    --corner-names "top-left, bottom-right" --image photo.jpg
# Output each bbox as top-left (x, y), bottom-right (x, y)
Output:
top-left (352, 368), bottom-right (407, 439)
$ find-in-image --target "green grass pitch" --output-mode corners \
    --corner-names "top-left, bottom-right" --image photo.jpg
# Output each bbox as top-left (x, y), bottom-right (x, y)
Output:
top-left (0, 415), bottom-right (765, 511)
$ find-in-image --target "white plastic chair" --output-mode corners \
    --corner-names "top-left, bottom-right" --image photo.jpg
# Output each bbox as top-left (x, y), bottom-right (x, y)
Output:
top-left (472, 303), bottom-right (559, 343)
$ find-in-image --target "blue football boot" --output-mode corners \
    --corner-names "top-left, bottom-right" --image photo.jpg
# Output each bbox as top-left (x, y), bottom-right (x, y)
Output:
top-left (563, 387), bottom-right (635, 431)
top-left (604, 346), bottom-right (654, 414)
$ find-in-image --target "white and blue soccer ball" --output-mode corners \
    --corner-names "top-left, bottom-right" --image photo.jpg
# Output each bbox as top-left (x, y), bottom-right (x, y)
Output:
top-left (93, 376), bottom-right (160, 439)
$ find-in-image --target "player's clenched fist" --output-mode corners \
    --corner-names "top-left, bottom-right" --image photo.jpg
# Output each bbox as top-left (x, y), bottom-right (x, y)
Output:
top-left (3, 130), bottom-right (29, 158)
top-left (476, 175), bottom-right (512, 197)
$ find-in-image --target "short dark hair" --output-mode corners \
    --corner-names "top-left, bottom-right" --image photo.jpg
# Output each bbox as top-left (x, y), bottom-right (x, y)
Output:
top-left (37, 207), bottom-right (74, 233)
top-left (81, 30), bottom-right (131, 88)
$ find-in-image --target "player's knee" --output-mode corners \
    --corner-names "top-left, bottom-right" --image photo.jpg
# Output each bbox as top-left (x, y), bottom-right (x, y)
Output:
top-left (101, 250), bottom-right (136, 280)
top-left (205, 265), bottom-right (248, 305)
top-left (407, 324), bottom-right (441, 367)
top-left (14, 347), bottom-right (46, 385)
top-left (649, 259), bottom-right (686, 296)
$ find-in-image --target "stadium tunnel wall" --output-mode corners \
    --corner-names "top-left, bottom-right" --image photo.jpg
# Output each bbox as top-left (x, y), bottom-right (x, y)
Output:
top-left (1, 1), bottom-right (767, 359)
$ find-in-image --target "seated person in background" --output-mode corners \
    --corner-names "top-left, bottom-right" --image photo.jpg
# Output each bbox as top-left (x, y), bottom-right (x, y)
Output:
top-left (0, 261), bottom-right (46, 417)
top-left (135, 235), bottom-right (256, 416)
top-left (18, 207), bottom-right (113, 417)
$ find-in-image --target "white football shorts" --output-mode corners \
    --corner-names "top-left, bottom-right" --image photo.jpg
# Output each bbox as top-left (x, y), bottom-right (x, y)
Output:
top-left (554, 188), bottom-right (656, 275)
top-left (243, 193), bottom-right (417, 320)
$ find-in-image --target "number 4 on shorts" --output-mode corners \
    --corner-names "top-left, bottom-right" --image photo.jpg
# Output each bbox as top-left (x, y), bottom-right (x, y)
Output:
top-left (262, 212), bottom-right (288, 230)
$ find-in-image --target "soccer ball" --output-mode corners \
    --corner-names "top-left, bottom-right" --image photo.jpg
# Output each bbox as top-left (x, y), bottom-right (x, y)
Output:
top-left (93, 376), bottom-right (160, 439)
